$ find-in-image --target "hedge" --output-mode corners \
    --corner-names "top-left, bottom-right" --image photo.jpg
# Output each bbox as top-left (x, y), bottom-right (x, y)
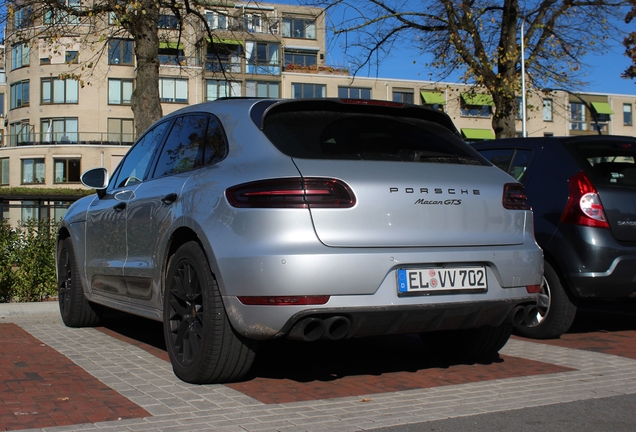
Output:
top-left (0, 218), bottom-right (59, 303)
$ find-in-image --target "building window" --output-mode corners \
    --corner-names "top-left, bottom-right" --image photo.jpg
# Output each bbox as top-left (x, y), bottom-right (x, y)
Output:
top-left (54, 158), bottom-right (81, 183)
top-left (393, 90), bottom-right (414, 104)
top-left (108, 39), bottom-right (134, 65)
top-left (284, 49), bottom-right (318, 69)
top-left (158, 14), bottom-right (179, 29)
top-left (570, 103), bottom-right (587, 131)
top-left (460, 93), bottom-right (493, 117)
top-left (0, 158), bottom-right (9, 185)
top-left (205, 11), bottom-right (228, 30)
top-left (244, 13), bottom-right (262, 33)
top-left (246, 81), bottom-right (279, 98)
top-left (246, 42), bottom-right (280, 75)
top-left (516, 97), bottom-right (523, 120)
top-left (10, 81), bottom-right (30, 109)
top-left (44, 0), bottom-right (80, 25)
top-left (107, 118), bottom-right (135, 144)
top-left (65, 51), bottom-right (79, 64)
top-left (338, 87), bottom-right (371, 99)
top-left (21, 159), bottom-right (45, 184)
top-left (206, 80), bottom-right (241, 101)
top-left (9, 121), bottom-right (33, 146)
top-left (543, 99), bottom-right (553, 121)
top-left (41, 78), bottom-right (78, 104)
top-left (205, 42), bottom-right (242, 73)
top-left (158, 43), bottom-right (185, 65)
top-left (282, 17), bottom-right (316, 39)
top-left (14, 6), bottom-right (33, 29)
top-left (292, 83), bottom-right (326, 98)
top-left (21, 201), bottom-right (41, 222)
top-left (0, 93), bottom-right (4, 117)
top-left (159, 78), bottom-right (188, 103)
top-left (108, 78), bottom-right (134, 105)
top-left (624, 104), bottom-right (633, 126)
top-left (41, 118), bottom-right (78, 143)
top-left (11, 43), bottom-right (30, 70)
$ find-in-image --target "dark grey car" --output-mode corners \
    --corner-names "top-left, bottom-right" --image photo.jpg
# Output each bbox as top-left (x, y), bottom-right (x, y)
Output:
top-left (473, 135), bottom-right (636, 338)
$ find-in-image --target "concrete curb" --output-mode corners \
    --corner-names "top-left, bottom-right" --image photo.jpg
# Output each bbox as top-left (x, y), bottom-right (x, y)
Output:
top-left (0, 301), bottom-right (59, 318)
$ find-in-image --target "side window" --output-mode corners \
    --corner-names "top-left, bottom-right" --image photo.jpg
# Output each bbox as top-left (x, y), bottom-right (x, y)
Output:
top-left (202, 117), bottom-right (228, 166)
top-left (478, 148), bottom-right (532, 182)
top-left (154, 115), bottom-right (208, 178)
top-left (112, 121), bottom-right (170, 188)
top-left (478, 148), bottom-right (514, 172)
top-left (509, 149), bottom-right (533, 182)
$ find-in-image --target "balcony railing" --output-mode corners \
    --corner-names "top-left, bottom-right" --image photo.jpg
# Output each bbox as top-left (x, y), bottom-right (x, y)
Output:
top-left (3, 132), bottom-right (136, 147)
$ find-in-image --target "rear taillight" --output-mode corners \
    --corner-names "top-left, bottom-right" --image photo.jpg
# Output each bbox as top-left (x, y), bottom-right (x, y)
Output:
top-left (503, 183), bottom-right (530, 210)
top-left (560, 171), bottom-right (609, 229)
top-left (226, 178), bottom-right (356, 209)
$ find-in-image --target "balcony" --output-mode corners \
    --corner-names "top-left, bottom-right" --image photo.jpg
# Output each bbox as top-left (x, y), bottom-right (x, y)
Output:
top-left (283, 64), bottom-right (350, 76)
top-left (3, 132), bottom-right (135, 147)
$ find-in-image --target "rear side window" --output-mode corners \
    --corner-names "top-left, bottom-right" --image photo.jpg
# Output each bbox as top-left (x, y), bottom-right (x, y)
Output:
top-left (262, 111), bottom-right (485, 165)
top-left (476, 148), bottom-right (533, 182)
top-left (568, 140), bottom-right (636, 186)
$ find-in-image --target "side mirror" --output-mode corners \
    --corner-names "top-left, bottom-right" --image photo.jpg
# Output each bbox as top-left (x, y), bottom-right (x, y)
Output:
top-left (81, 167), bottom-right (109, 189)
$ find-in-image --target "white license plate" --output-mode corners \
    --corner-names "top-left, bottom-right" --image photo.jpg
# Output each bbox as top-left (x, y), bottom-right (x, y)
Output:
top-left (397, 267), bottom-right (488, 293)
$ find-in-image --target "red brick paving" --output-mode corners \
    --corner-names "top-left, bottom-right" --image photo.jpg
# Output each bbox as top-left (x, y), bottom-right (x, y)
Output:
top-left (0, 323), bottom-right (149, 431)
top-left (518, 330), bottom-right (636, 360)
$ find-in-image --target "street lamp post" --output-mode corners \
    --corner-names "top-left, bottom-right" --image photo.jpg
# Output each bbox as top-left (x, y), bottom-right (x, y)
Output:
top-left (542, 87), bottom-right (602, 136)
top-left (521, 19), bottom-right (527, 138)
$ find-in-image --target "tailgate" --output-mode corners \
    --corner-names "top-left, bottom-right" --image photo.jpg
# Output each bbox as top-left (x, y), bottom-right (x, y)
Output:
top-left (294, 159), bottom-right (527, 247)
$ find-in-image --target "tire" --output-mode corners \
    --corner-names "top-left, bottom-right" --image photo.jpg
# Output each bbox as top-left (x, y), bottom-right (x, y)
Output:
top-left (58, 237), bottom-right (102, 327)
top-left (514, 261), bottom-right (577, 339)
top-left (163, 241), bottom-right (257, 384)
top-left (420, 324), bottom-right (513, 362)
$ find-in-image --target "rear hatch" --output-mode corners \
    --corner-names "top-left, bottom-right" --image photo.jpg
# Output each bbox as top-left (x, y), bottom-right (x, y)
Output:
top-left (566, 137), bottom-right (636, 242)
top-left (258, 99), bottom-right (528, 248)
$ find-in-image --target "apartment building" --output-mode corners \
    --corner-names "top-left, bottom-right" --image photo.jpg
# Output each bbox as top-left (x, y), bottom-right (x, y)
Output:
top-left (1, 1), bottom-right (635, 223)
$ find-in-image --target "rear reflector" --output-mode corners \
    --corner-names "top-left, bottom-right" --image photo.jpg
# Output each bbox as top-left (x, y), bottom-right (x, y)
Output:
top-left (526, 285), bottom-right (540, 294)
top-left (237, 296), bottom-right (330, 305)
top-left (503, 183), bottom-right (531, 210)
top-left (561, 171), bottom-right (609, 229)
top-left (226, 178), bottom-right (356, 208)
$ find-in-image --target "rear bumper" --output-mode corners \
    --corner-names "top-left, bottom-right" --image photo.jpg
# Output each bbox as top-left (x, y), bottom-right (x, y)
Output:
top-left (545, 225), bottom-right (636, 298)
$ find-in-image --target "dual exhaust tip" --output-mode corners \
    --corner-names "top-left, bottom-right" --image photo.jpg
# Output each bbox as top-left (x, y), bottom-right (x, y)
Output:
top-left (511, 304), bottom-right (540, 327)
top-left (288, 316), bottom-right (351, 342)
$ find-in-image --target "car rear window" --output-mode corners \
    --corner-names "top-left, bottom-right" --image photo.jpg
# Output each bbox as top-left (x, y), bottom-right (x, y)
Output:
top-left (567, 140), bottom-right (636, 186)
top-left (261, 108), bottom-right (485, 165)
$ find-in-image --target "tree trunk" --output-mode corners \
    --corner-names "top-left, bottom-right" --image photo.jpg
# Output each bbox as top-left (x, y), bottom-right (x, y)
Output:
top-left (491, 96), bottom-right (518, 139)
top-left (128, 4), bottom-right (163, 138)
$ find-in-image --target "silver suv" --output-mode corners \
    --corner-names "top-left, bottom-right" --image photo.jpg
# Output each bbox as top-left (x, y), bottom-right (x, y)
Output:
top-left (57, 98), bottom-right (542, 383)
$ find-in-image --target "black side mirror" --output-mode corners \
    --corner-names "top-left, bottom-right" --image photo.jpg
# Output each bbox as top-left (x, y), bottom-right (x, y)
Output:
top-left (81, 168), bottom-right (109, 198)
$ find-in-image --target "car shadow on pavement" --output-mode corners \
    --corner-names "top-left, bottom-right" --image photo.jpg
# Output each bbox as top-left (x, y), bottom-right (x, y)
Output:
top-left (567, 298), bottom-right (636, 334)
top-left (97, 308), bottom-right (506, 382)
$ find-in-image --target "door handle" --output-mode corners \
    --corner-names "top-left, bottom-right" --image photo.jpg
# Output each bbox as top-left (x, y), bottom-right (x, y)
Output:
top-left (161, 193), bottom-right (178, 205)
top-left (114, 202), bottom-right (126, 212)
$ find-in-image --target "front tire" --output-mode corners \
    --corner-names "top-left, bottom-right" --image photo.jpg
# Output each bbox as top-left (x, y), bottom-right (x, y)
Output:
top-left (515, 261), bottom-right (577, 339)
top-left (58, 237), bottom-right (102, 327)
top-left (163, 241), bottom-right (257, 384)
top-left (420, 324), bottom-right (513, 362)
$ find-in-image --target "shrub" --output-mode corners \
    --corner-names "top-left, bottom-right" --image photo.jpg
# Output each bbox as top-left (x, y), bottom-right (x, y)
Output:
top-left (0, 219), bottom-right (59, 303)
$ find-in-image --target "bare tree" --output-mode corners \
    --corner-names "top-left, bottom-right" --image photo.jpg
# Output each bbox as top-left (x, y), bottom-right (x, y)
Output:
top-left (311, 0), bottom-right (627, 138)
top-left (4, 0), bottom-right (242, 136)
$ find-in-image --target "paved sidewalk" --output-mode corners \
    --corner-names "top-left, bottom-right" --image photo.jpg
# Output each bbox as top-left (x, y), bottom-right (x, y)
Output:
top-left (1, 302), bottom-right (636, 431)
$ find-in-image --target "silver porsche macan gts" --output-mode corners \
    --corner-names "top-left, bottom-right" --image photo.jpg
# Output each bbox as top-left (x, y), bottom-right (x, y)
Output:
top-left (57, 98), bottom-right (543, 384)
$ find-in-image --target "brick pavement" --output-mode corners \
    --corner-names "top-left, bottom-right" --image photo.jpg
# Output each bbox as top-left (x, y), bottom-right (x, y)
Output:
top-left (1, 306), bottom-right (635, 432)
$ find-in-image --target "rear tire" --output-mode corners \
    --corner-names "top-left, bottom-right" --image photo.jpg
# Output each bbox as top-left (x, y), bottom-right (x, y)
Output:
top-left (515, 261), bottom-right (577, 339)
top-left (163, 241), bottom-right (257, 384)
top-left (420, 324), bottom-right (512, 362)
top-left (57, 237), bottom-right (102, 327)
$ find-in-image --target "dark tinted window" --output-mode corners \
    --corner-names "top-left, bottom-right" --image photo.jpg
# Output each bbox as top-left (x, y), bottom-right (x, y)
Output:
top-left (112, 121), bottom-right (169, 188)
top-left (476, 148), bottom-right (533, 182)
top-left (568, 140), bottom-right (636, 186)
top-left (202, 117), bottom-right (227, 166)
top-left (262, 111), bottom-right (483, 165)
top-left (154, 115), bottom-right (208, 178)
